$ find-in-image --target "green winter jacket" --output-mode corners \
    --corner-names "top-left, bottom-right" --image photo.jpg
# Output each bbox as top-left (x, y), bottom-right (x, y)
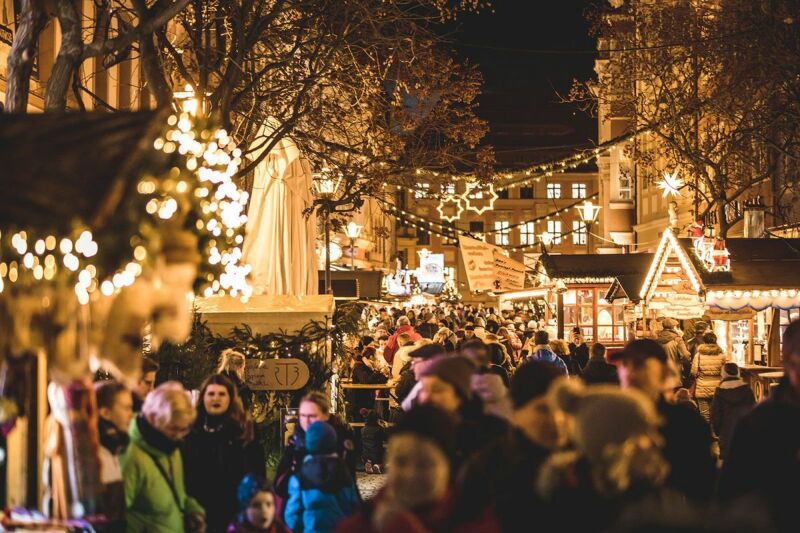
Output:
top-left (122, 419), bottom-right (204, 533)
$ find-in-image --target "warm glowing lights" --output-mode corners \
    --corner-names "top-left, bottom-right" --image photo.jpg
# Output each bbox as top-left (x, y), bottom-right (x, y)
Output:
top-left (657, 170), bottom-right (684, 198)
top-left (462, 181), bottom-right (498, 215)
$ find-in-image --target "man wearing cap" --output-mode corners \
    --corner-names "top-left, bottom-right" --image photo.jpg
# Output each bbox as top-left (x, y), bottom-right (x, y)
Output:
top-left (719, 320), bottom-right (800, 531)
top-left (455, 361), bottom-right (564, 532)
top-left (612, 339), bottom-right (715, 503)
top-left (395, 343), bottom-right (447, 411)
top-left (456, 324), bottom-right (476, 350)
top-left (656, 317), bottom-right (691, 369)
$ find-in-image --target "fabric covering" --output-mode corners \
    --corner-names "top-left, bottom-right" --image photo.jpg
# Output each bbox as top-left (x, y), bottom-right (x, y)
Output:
top-left (243, 122), bottom-right (318, 296)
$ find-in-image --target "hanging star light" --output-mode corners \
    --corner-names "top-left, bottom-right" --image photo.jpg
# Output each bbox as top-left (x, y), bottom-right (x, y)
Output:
top-left (436, 194), bottom-right (465, 222)
top-left (657, 170), bottom-right (684, 198)
top-left (461, 181), bottom-right (498, 215)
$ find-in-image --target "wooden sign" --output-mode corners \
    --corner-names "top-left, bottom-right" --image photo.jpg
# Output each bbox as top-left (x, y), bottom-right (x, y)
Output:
top-left (245, 358), bottom-right (310, 391)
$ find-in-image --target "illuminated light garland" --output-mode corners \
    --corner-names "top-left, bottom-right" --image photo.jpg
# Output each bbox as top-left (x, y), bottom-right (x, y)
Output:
top-left (462, 181), bottom-right (498, 215)
top-left (708, 289), bottom-right (800, 299)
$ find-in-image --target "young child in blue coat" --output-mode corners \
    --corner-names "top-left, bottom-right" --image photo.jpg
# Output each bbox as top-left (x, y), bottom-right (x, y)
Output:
top-left (284, 421), bottom-right (360, 532)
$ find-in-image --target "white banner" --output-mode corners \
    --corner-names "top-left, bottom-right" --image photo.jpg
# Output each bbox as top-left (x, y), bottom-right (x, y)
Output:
top-left (458, 236), bottom-right (526, 292)
top-left (417, 253), bottom-right (445, 284)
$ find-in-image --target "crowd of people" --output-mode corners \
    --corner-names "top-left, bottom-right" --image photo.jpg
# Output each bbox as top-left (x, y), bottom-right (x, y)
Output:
top-left (89, 302), bottom-right (800, 532)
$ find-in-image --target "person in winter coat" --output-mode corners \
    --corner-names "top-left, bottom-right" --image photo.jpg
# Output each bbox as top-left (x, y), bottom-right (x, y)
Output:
top-left (416, 314), bottom-right (439, 340)
top-left (336, 405), bottom-right (500, 533)
top-left (183, 374), bottom-right (265, 533)
top-left (718, 320), bottom-right (800, 532)
top-left (691, 332), bottom-right (727, 420)
top-left (433, 327), bottom-right (457, 353)
top-left (656, 318), bottom-right (691, 374)
top-left (611, 339), bottom-right (716, 503)
top-left (122, 382), bottom-right (206, 533)
top-left (710, 363), bottom-right (755, 461)
top-left (284, 421), bottom-right (360, 533)
top-left (359, 409), bottom-right (386, 474)
top-left (391, 335), bottom-right (424, 380)
top-left (552, 339), bottom-right (581, 377)
top-left (348, 348), bottom-right (389, 421)
top-left (275, 392), bottom-right (356, 514)
top-left (95, 380), bottom-right (134, 531)
top-left (580, 342), bottom-right (618, 385)
top-left (526, 330), bottom-right (569, 376)
top-left (396, 344), bottom-right (448, 411)
top-left (568, 328), bottom-right (590, 370)
top-left (227, 474), bottom-right (290, 533)
top-left (383, 316), bottom-right (421, 366)
top-left (417, 355), bottom-right (508, 468)
top-left (455, 361), bottom-right (565, 532)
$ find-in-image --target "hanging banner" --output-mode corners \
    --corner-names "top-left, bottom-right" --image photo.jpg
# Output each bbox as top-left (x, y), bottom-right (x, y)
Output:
top-left (459, 236), bottom-right (526, 292)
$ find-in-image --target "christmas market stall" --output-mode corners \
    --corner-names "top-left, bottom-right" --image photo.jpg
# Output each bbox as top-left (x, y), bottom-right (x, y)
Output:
top-left (608, 227), bottom-right (800, 398)
top-left (501, 251), bottom-right (653, 345)
top-left (0, 106), bottom-right (250, 526)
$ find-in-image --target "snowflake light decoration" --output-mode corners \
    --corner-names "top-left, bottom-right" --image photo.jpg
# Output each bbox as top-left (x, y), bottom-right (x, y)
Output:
top-left (437, 194), bottom-right (465, 222)
top-left (461, 181), bottom-right (498, 215)
top-left (657, 170), bottom-right (684, 198)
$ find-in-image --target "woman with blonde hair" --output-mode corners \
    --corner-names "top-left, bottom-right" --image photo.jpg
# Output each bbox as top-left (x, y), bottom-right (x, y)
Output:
top-left (123, 382), bottom-right (205, 532)
top-left (217, 348), bottom-right (251, 409)
top-left (552, 339), bottom-right (581, 377)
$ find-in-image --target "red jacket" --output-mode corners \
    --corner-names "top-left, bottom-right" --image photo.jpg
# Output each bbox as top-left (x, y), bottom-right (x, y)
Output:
top-left (383, 325), bottom-right (420, 365)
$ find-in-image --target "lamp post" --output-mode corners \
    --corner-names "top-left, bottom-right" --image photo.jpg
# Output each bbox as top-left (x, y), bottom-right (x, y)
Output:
top-left (344, 221), bottom-right (362, 271)
top-left (575, 200), bottom-right (602, 254)
top-left (313, 169), bottom-right (342, 294)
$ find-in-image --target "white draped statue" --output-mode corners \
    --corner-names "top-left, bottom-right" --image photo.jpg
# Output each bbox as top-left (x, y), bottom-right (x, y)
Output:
top-left (242, 125), bottom-right (319, 295)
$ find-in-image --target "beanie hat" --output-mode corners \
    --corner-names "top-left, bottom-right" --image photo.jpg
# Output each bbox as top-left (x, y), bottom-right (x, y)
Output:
top-left (420, 355), bottom-right (476, 400)
top-left (305, 421), bottom-right (337, 454)
top-left (511, 361), bottom-right (562, 408)
top-left (609, 338), bottom-right (667, 365)
top-left (662, 318), bottom-right (678, 329)
top-left (550, 380), bottom-right (660, 463)
top-left (721, 362), bottom-right (740, 379)
top-left (236, 473), bottom-right (273, 511)
top-left (409, 343), bottom-right (447, 360)
top-left (392, 404), bottom-right (456, 460)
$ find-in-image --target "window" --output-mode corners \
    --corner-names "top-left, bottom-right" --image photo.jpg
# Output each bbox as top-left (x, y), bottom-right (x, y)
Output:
top-left (497, 189), bottom-right (509, 199)
top-left (618, 167), bottom-right (633, 200)
top-left (546, 183), bottom-right (561, 199)
top-left (414, 183), bottom-right (430, 199)
top-left (441, 221), bottom-right (457, 246)
top-left (547, 220), bottom-right (562, 244)
top-left (469, 221), bottom-right (484, 233)
top-left (416, 228), bottom-right (430, 245)
top-left (519, 187), bottom-right (534, 199)
top-left (572, 221), bottom-right (587, 245)
top-left (442, 183), bottom-right (456, 195)
top-left (520, 221), bottom-right (536, 245)
top-left (572, 183), bottom-right (587, 199)
top-left (494, 221), bottom-right (510, 246)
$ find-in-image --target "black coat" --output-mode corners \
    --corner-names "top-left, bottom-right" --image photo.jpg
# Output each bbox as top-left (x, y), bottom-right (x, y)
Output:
top-left (416, 322), bottom-right (438, 339)
top-left (454, 402), bottom-right (509, 469)
top-left (657, 398), bottom-right (716, 503)
top-left (710, 379), bottom-right (755, 460)
top-left (718, 378), bottom-right (800, 532)
top-left (182, 420), bottom-right (265, 533)
top-left (455, 428), bottom-right (550, 532)
top-left (568, 342), bottom-right (590, 369)
top-left (581, 357), bottom-right (619, 385)
top-left (394, 363), bottom-right (416, 404)
top-left (348, 362), bottom-right (387, 419)
top-left (360, 423), bottom-right (386, 464)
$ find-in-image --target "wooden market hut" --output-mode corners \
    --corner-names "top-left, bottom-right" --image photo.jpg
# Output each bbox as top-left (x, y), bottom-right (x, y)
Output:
top-left (606, 227), bottom-right (800, 372)
top-left (500, 251), bottom-right (654, 346)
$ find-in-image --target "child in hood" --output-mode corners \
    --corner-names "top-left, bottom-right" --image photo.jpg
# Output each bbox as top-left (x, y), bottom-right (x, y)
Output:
top-left (228, 474), bottom-right (290, 533)
top-left (284, 421), bottom-right (360, 532)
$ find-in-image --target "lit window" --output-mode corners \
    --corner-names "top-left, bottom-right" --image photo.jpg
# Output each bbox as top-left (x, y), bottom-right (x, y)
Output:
top-left (547, 220), bottom-right (562, 244)
top-left (520, 221), bottom-right (536, 245)
top-left (572, 220), bottom-right (587, 245)
top-left (442, 183), bottom-right (456, 195)
top-left (414, 183), bottom-right (430, 199)
top-left (572, 183), bottom-right (587, 199)
top-left (546, 183), bottom-right (561, 199)
top-left (494, 221), bottom-right (510, 246)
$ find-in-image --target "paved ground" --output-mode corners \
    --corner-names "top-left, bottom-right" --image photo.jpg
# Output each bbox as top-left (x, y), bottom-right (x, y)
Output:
top-left (357, 471), bottom-right (387, 500)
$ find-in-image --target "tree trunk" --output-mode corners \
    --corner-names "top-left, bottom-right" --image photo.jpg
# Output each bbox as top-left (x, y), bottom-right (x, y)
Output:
top-left (138, 34), bottom-right (172, 107)
top-left (4, 0), bottom-right (48, 112)
top-left (717, 199), bottom-right (729, 238)
top-left (45, 0), bottom-right (83, 111)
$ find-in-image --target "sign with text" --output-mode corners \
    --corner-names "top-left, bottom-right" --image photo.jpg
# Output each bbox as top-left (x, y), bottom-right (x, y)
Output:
top-left (459, 236), bottom-right (526, 292)
top-left (245, 358), bottom-right (310, 391)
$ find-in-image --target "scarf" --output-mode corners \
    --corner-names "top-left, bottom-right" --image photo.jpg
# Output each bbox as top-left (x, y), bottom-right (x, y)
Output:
top-left (136, 415), bottom-right (181, 454)
top-left (99, 417), bottom-right (130, 455)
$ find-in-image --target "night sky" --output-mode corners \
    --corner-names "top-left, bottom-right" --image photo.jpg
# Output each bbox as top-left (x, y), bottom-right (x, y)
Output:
top-left (452, 0), bottom-right (598, 166)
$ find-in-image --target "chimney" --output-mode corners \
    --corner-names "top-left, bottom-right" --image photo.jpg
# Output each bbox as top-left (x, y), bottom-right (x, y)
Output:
top-left (743, 197), bottom-right (766, 238)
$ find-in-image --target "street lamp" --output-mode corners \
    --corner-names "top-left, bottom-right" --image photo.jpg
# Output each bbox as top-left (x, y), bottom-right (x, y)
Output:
top-left (344, 221), bottom-right (362, 271)
top-left (313, 169), bottom-right (342, 294)
top-left (575, 200), bottom-right (602, 254)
